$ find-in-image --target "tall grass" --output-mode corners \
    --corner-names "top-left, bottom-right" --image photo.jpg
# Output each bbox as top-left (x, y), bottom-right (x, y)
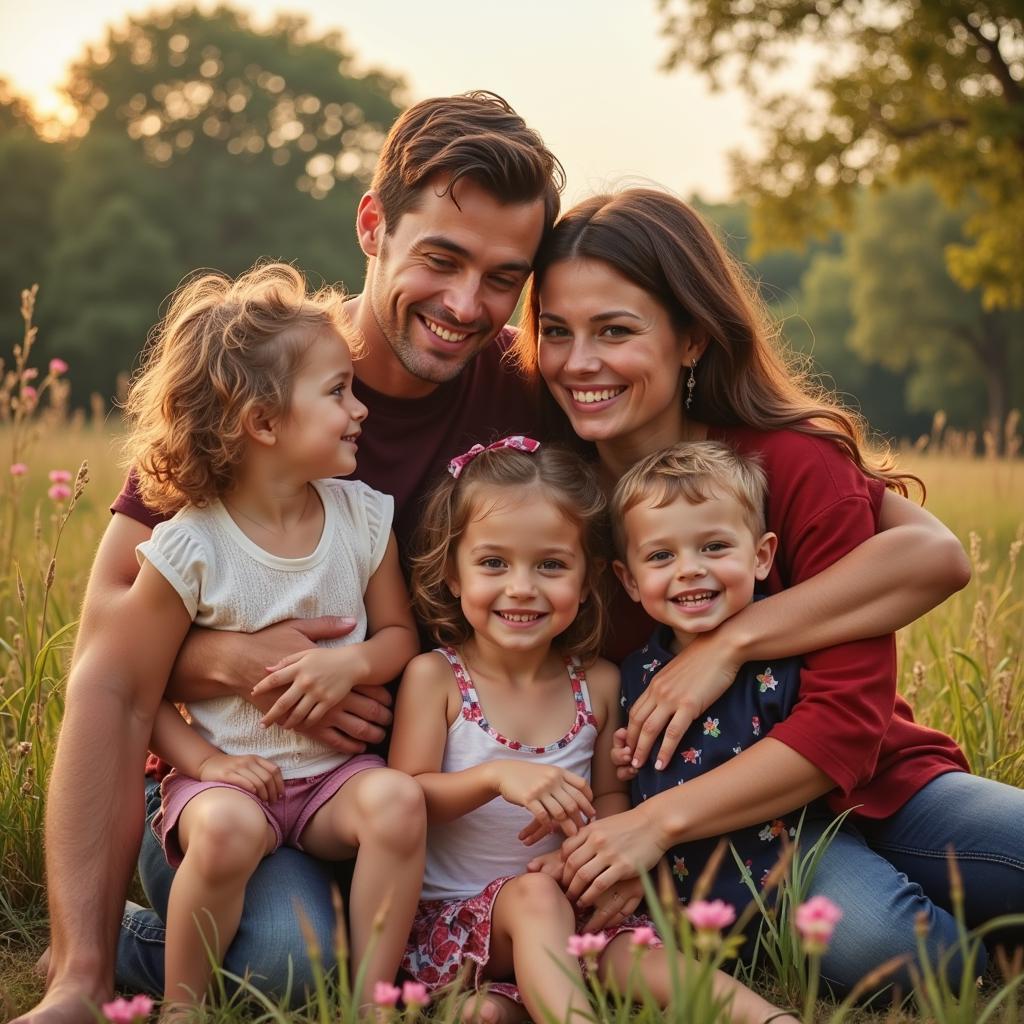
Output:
top-left (1, 295), bottom-right (1022, 1021)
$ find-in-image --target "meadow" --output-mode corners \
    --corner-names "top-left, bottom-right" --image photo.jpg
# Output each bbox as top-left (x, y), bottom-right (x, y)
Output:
top-left (1, 300), bottom-right (1022, 1022)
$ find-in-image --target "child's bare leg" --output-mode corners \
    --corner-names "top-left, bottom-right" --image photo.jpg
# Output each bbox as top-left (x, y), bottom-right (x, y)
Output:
top-left (299, 768), bottom-right (425, 1005)
top-left (485, 873), bottom-right (591, 1024)
top-left (163, 789), bottom-right (275, 1015)
top-left (598, 934), bottom-right (798, 1024)
top-left (458, 991), bottom-right (528, 1024)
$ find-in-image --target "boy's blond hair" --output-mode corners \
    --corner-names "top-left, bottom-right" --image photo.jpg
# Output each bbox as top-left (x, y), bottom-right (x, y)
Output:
top-left (123, 262), bottom-right (358, 515)
top-left (611, 441), bottom-right (768, 557)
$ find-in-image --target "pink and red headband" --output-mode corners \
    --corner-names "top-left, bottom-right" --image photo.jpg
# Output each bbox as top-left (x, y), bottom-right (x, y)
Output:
top-left (447, 435), bottom-right (541, 480)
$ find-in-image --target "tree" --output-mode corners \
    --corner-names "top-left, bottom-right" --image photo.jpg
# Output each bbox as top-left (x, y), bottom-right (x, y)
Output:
top-left (658, 1), bottom-right (1024, 312)
top-left (38, 6), bottom-right (405, 399)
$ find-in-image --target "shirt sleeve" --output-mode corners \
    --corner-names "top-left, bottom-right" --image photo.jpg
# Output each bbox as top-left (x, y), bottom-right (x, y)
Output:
top-left (135, 519), bottom-right (207, 620)
top-left (758, 431), bottom-right (896, 796)
top-left (356, 482), bottom-right (396, 575)
top-left (110, 467), bottom-right (171, 531)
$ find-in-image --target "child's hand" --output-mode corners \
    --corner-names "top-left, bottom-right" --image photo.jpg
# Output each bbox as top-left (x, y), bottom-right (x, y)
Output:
top-left (252, 648), bottom-right (360, 730)
top-left (493, 761), bottom-right (596, 840)
top-left (526, 848), bottom-right (567, 881)
top-left (198, 752), bottom-right (284, 803)
top-left (582, 875), bottom-right (644, 933)
top-left (611, 728), bottom-right (639, 781)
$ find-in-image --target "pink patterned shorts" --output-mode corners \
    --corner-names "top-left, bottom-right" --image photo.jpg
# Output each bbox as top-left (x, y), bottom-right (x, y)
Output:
top-left (401, 874), bottom-right (660, 1004)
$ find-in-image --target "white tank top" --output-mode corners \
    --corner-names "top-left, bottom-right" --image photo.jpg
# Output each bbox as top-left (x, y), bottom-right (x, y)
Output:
top-left (421, 647), bottom-right (599, 902)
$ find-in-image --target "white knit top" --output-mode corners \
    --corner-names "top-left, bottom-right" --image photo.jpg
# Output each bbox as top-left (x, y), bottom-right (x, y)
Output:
top-left (421, 647), bottom-right (599, 901)
top-left (137, 478), bottom-right (393, 779)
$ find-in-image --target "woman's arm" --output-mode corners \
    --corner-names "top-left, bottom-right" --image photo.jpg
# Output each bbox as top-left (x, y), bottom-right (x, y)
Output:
top-left (252, 532), bottom-right (418, 728)
top-left (626, 489), bottom-right (970, 770)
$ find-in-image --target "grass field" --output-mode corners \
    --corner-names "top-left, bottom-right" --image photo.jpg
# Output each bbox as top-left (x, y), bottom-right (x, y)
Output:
top-left (1, 401), bottom-right (1022, 1022)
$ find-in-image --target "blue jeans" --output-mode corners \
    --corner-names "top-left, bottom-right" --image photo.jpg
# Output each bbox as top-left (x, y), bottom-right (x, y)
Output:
top-left (800, 772), bottom-right (1024, 997)
top-left (115, 779), bottom-right (339, 1003)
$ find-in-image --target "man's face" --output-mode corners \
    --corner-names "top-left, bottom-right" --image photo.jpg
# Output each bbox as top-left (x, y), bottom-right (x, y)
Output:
top-left (361, 177), bottom-right (546, 385)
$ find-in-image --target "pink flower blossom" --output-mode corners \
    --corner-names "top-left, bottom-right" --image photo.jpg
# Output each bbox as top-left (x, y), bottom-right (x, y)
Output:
top-left (101, 994), bottom-right (153, 1023)
top-left (630, 925), bottom-right (658, 948)
top-left (22, 367), bottom-right (38, 381)
top-left (21, 385), bottom-right (37, 403)
top-left (48, 469), bottom-right (72, 483)
top-left (795, 896), bottom-right (843, 952)
top-left (401, 981), bottom-right (431, 1008)
top-left (10, 463), bottom-right (28, 476)
top-left (685, 899), bottom-right (737, 932)
top-left (48, 483), bottom-right (71, 501)
top-left (567, 932), bottom-right (609, 958)
top-left (49, 357), bottom-right (68, 375)
top-left (373, 982), bottom-right (401, 1006)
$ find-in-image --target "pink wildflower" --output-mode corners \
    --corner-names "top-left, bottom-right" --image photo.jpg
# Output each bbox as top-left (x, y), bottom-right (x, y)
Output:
top-left (567, 932), bottom-right (609, 958)
top-left (49, 357), bottom-right (69, 375)
top-left (48, 469), bottom-right (72, 483)
top-left (401, 981), bottom-right (431, 1008)
top-left (21, 385), bottom-right (37, 404)
top-left (101, 994), bottom-right (153, 1023)
top-left (795, 896), bottom-right (843, 953)
top-left (373, 982), bottom-right (401, 1007)
top-left (48, 483), bottom-right (71, 501)
top-left (630, 925), bottom-right (658, 948)
top-left (10, 463), bottom-right (28, 476)
top-left (22, 367), bottom-right (39, 381)
top-left (685, 899), bottom-right (737, 932)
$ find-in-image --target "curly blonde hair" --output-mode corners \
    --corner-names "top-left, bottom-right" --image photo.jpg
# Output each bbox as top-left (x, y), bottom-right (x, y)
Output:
top-left (122, 262), bottom-right (357, 514)
top-left (410, 443), bottom-right (609, 664)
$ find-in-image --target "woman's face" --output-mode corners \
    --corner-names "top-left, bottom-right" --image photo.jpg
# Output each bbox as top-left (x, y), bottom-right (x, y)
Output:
top-left (537, 258), bottom-right (704, 458)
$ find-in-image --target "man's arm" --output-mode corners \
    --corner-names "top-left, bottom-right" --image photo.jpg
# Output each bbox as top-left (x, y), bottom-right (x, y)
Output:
top-left (21, 518), bottom-right (192, 1024)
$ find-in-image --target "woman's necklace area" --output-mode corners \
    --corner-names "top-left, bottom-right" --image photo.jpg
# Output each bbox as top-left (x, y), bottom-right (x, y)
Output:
top-left (223, 485), bottom-right (314, 537)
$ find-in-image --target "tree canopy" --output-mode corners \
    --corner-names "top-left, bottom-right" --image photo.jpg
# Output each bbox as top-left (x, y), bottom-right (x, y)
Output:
top-left (658, 0), bottom-right (1024, 310)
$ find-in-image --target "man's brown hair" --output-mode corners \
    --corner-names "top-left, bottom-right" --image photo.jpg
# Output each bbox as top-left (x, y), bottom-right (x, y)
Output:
top-left (371, 91), bottom-right (564, 234)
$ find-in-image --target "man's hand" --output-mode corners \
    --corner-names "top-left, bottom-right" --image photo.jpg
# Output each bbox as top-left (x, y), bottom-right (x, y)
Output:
top-left (583, 875), bottom-right (644, 933)
top-left (197, 752), bottom-right (284, 803)
top-left (305, 684), bottom-right (393, 753)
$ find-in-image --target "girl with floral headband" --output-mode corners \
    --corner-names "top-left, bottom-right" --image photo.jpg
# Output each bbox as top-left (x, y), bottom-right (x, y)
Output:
top-left (389, 437), bottom-right (795, 1024)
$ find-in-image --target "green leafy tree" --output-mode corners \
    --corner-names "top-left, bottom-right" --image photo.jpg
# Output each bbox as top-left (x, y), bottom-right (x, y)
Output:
top-left (40, 5), bottom-right (404, 399)
top-left (657, 0), bottom-right (1024, 347)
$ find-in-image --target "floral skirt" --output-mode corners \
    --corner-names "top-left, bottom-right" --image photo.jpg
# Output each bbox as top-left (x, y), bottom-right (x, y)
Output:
top-left (401, 874), bottom-right (659, 1004)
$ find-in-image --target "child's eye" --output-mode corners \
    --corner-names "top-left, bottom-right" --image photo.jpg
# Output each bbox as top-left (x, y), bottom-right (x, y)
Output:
top-left (646, 550), bottom-right (673, 563)
top-left (704, 542), bottom-right (729, 553)
top-left (479, 557), bottom-right (506, 569)
top-left (539, 559), bottom-right (567, 571)
top-left (330, 384), bottom-right (346, 396)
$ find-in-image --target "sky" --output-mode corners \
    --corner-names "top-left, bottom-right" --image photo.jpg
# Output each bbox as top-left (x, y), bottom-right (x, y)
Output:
top-left (0, 0), bottom-right (760, 203)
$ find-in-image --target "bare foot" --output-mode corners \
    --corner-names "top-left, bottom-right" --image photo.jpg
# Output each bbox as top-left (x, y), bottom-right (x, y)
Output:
top-left (459, 991), bottom-right (527, 1024)
top-left (10, 981), bottom-right (107, 1024)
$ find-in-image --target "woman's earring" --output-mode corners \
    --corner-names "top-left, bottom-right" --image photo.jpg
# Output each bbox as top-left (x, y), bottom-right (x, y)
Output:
top-left (685, 360), bottom-right (697, 410)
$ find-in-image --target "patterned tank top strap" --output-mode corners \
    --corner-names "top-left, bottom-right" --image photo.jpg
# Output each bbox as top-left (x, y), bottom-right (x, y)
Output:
top-left (564, 656), bottom-right (599, 728)
top-left (435, 646), bottom-right (482, 716)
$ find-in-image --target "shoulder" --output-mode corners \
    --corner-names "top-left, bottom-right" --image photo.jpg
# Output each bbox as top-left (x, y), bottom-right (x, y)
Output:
top-left (148, 506), bottom-right (213, 555)
top-left (578, 656), bottom-right (620, 721)
top-left (318, 478), bottom-right (394, 525)
top-left (400, 650), bottom-right (460, 714)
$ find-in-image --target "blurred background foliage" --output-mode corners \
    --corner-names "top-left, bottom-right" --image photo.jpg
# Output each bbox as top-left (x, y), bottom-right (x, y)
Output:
top-left (1, 1), bottom-right (1021, 444)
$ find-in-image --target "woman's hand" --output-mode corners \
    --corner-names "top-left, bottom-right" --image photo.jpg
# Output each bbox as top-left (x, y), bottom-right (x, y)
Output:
top-left (625, 628), bottom-right (742, 771)
top-left (493, 761), bottom-right (596, 839)
top-left (560, 804), bottom-right (669, 907)
top-left (253, 647), bottom-right (362, 729)
top-left (198, 752), bottom-right (284, 803)
top-left (583, 875), bottom-right (644, 932)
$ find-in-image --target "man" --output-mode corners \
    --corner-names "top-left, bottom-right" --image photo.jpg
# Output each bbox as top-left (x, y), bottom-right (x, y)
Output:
top-left (20, 90), bottom-right (562, 1024)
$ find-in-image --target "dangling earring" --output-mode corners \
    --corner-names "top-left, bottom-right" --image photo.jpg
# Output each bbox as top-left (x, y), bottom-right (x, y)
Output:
top-left (685, 360), bottom-right (698, 410)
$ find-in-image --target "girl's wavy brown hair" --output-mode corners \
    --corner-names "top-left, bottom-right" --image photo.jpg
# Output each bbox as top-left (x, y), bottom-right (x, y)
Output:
top-left (410, 443), bottom-right (609, 665)
top-left (122, 262), bottom-right (356, 514)
top-left (514, 188), bottom-right (920, 497)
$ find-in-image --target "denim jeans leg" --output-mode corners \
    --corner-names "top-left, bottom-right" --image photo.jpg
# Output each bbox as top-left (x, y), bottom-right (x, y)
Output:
top-left (860, 772), bottom-right (1024, 945)
top-left (800, 817), bottom-right (968, 998)
top-left (115, 777), bottom-right (339, 1004)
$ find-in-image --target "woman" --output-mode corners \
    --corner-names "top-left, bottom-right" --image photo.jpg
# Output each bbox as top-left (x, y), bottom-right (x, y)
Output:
top-left (513, 189), bottom-right (1024, 994)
